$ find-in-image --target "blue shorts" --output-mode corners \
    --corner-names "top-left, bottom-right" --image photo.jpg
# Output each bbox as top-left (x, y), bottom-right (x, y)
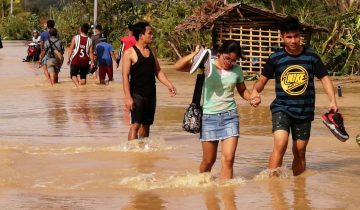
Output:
top-left (200, 109), bottom-right (239, 141)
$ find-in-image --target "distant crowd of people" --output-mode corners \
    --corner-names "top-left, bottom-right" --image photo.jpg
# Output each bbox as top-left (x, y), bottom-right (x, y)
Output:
top-left (20, 19), bottom-right (136, 87)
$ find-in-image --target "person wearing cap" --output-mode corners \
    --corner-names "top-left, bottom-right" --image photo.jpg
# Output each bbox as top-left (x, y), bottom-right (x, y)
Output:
top-left (22, 30), bottom-right (41, 62)
top-left (94, 33), bottom-right (118, 84)
top-left (32, 30), bottom-right (41, 61)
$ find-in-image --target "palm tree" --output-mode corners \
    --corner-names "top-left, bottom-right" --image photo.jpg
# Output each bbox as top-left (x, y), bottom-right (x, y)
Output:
top-left (1, 0), bottom-right (11, 18)
top-left (1, 0), bottom-right (23, 17)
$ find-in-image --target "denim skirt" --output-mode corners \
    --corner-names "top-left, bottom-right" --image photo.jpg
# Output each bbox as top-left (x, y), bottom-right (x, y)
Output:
top-left (200, 109), bottom-right (239, 141)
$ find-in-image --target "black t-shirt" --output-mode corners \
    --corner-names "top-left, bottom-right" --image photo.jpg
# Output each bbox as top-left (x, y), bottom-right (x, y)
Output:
top-left (262, 47), bottom-right (328, 121)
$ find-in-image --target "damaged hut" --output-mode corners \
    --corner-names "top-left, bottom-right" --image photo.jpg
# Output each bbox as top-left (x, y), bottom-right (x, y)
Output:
top-left (175, 1), bottom-right (327, 73)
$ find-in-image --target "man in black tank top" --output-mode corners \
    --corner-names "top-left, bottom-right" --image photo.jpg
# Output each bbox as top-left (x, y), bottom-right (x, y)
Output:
top-left (122, 22), bottom-right (177, 141)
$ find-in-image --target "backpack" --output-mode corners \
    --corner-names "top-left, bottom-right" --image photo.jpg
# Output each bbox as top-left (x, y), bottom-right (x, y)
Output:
top-left (48, 39), bottom-right (64, 66)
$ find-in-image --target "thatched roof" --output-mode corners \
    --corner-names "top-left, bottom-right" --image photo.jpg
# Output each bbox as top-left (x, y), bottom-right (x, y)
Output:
top-left (175, 2), bottom-right (328, 33)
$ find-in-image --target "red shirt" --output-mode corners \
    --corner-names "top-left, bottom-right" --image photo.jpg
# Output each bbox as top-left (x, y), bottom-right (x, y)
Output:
top-left (121, 36), bottom-right (136, 52)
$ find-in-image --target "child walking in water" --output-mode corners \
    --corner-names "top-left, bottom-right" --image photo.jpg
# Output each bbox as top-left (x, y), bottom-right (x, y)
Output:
top-left (250, 16), bottom-right (338, 177)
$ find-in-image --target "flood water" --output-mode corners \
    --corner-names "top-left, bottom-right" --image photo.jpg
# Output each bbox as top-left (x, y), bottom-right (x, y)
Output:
top-left (0, 41), bottom-right (359, 209)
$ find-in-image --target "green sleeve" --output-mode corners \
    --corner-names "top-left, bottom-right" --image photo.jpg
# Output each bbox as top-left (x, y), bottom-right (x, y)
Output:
top-left (235, 65), bottom-right (244, 83)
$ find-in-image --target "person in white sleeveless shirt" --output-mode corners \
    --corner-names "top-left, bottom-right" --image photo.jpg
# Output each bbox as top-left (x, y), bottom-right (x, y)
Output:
top-left (67, 23), bottom-right (94, 87)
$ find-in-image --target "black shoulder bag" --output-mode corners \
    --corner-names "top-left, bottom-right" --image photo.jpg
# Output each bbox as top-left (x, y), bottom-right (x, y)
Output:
top-left (182, 73), bottom-right (205, 134)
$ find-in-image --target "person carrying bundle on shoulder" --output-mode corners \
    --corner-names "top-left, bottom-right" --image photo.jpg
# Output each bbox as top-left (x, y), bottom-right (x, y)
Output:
top-left (40, 28), bottom-right (65, 85)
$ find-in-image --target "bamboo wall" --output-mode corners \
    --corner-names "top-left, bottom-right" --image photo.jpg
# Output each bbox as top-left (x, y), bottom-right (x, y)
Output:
top-left (213, 22), bottom-right (309, 73)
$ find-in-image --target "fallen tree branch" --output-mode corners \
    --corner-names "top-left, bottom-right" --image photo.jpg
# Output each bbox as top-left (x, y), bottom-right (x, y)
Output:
top-left (167, 41), bottom-right (182, 59)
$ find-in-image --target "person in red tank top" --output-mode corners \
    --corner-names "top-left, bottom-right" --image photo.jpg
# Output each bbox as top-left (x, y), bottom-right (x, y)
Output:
top-left (121, 24), bottom-right (136, 52)
top-left (67, 23), bottom-right (95, 87)
top-left (116, 24), bottom-right (136, 66)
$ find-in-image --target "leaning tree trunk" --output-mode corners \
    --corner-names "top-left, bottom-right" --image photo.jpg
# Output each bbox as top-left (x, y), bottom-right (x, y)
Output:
top-left (270, 0), bottom-right (276, 12)
top-left (1, 0), bottom-right (4, 18)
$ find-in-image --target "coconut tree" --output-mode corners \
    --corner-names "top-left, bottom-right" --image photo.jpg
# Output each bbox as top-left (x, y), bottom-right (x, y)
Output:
top-left (1, 0), bottom-right (11, 17)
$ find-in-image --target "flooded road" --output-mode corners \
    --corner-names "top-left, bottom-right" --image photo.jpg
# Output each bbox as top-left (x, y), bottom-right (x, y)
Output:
top-left (0, 41), bottom-right (359, 209)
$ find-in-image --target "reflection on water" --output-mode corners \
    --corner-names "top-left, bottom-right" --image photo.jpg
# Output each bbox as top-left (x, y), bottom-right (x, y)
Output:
top-left (44, 90), bottom-right (69, 130)
top-left (268, 177), bottom-right (311, 210)
top-left (0, 42), bottom-right (360, 209)
top-left (293, 177), bottom-right (311, 210)
top-left (123, 192), bottom-right (166, 210)
top-left (155, 103), bottom-right (272, 136)
top-left (205, 187), bottom-right (237, 210)
top-left (238, 105), bottom-right (271, 136)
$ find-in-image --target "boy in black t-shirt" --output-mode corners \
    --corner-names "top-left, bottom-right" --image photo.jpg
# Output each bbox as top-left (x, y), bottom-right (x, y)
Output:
top-left (250, 16), bottom-right (338, 176)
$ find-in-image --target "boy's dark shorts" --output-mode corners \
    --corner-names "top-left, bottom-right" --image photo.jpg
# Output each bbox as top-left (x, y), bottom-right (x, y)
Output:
top-left (70, 65), bottom-right (90, 79)
top-left (130, 94), bottom-right (156, 125)
top-left (272, 112), bottom-right (311, 141)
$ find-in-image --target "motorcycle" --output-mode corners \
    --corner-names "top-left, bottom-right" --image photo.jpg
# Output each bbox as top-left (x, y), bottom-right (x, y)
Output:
top-left (23, 42), bottom-right (40, 62)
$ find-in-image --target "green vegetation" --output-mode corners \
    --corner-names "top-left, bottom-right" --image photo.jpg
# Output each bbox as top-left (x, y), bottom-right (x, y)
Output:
top-left (0, 15), bottom-right (31, 39)
top-left (0, 0), bottom-right (33, 39)
top-left (320, 7), bottom-right (360, 75)
top-left (0, 0), bottom-right (359, 75)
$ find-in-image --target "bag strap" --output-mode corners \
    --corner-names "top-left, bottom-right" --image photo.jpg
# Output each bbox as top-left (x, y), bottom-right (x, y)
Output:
top-left (49, 39), bottom-right (60, 51)
top-left (45, 39), bottom-right (60, 55)
top-left (191, 73), bottom-right (205, 106)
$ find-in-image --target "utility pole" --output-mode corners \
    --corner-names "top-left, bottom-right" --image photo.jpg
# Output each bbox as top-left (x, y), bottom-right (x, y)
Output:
top-left (94, 0), bottom-right (98, 35)
top-left (10, 0), bottom-right (13, 15)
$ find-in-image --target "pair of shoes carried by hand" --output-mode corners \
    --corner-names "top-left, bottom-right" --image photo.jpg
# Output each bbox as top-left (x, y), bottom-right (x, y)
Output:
top-left (321, 112), bottom-right (349, 142)
top-left (190, 47), bottom-right (212, 75)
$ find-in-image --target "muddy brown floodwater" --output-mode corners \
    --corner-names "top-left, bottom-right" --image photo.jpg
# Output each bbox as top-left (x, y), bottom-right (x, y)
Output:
top-left (0, 41), bottom-right (359, 209)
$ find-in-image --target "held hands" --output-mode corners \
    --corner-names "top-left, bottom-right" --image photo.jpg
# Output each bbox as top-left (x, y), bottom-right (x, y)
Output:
top-left (249, 90), bottom-right (261, 107)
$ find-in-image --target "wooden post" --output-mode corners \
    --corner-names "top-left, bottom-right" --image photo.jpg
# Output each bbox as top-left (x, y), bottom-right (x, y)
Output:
top-left (249, 28), bottom-right (253, 72)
